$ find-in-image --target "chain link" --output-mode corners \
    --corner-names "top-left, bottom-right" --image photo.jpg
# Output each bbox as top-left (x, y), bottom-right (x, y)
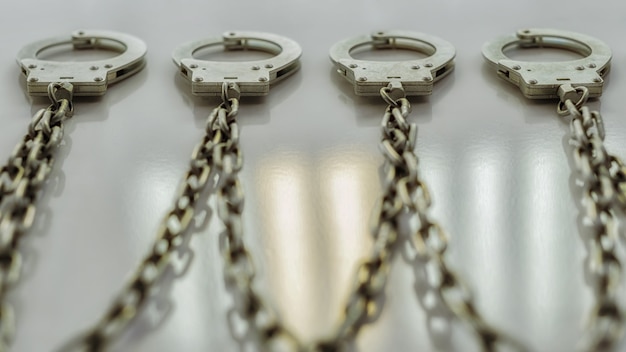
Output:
top-left (58, 83), bottom-right (302, 352)
top-left (0, 82), bottom-right (73, 352)
top-left (58, 102), bottom-right (224, 351)
top-left (376, 85), bottom-right (522, 352)
top-left (186, 83), bottom-right (407, 351)
top-left (211, 86), bottom-right (303, 351)
top-left (215, 83), bottom-right (521, 351)
top-left (560, 85), bottom-right (625, 351)
top-left (7, 81), bottom-right (623, 351)
top-left (213, 84), bottom-right (413, 351)
top-left (59, 80), bottom-right (521, 351)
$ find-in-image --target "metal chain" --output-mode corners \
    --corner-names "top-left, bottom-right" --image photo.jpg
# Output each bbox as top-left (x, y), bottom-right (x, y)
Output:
top-left (559, 84), bottom-right (625, 351)
top-left (58, 97), bottom-right (228, 351)
top-left (59, 81), bottom-right (519, 352)
top-left (12, 81), bottom-right (623, 351)
top-left (0, 82), bottom-right (73, 352)
top-left (377, 85), bottom-right (523, 352)
top-left (214, 85), bottom-right (302, 351)
top-left (218, 82), bottom-right (521, 351)
top-left (213, 82), bottom-right (419, 351)
top-left (209, 83), bottom-right (411, 351)
top-left (57, 82), bottom-right (301, 352)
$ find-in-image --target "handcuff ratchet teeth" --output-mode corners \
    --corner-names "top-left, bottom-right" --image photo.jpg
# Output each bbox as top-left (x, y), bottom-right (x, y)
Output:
top-left (172, 31), bottom-right (302, 96)
top-left (482, 28), bottom-right (612, 99)
top-left (17, 30), bottom-right (147, 97)
top-left (329, 30), bottom-right (456, 98)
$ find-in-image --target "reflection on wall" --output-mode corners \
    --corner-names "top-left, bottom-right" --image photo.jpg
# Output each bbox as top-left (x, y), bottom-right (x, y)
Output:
top-left (463, 146), bottom-right (508, 309)
top-left (251, 139), bottom-right (586, 349)
top-left (461, 137), bottom-right (584, 350)
top-left (520, 142), bottom-right (583, 349)
top-left (254, 146), bottom-right (379, 340)
top-left (129, 158), bottom-right (185, 248)
top-left (318, 147), bottom-right (379, 317)
top-left (254, 150), bottom-right (316, 338)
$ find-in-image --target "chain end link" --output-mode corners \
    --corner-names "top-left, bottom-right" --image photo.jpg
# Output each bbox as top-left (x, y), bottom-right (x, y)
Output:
top-left (557, 84), bottom-right (589, 116)
top-left (380, 81), bottom-right (406, 108)
top-left (47, 82), bottom-right (74, 119)
top-left (221, 82), bottom-right (241, 113)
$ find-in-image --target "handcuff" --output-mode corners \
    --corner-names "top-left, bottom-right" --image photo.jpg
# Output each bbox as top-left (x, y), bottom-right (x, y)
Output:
top-left (0, 30), bottom-right (146, 350)
top-left (54, 30), bottom-right (510, 352)
top-left (330, 30), bottom-right (455, 97)
top-left (172, 31), bottom-right (301, 96)
top-left (330, 30), bottom-right (523, 351)
top-left (17, 30), bottom-right (146, 96)
top-left (482, 28), bottom-right (611, 99)
top-left (483, 28), bottom-right (623, 351)
top-left (58, 31), bottom-right (305, 351)
top-left (5, 27), bottom-right (624, 352)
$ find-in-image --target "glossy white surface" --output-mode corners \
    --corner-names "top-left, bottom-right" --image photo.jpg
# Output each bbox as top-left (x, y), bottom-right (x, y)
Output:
top-left (2, 0), bottom-right (626, 351)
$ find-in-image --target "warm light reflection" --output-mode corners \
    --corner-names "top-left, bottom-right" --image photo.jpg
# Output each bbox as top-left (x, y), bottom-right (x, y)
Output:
top-left (254, 146), bottom-right (379, 340)
top-left (255, 150), bottom-right (317, 338)
top-left (464, 146), bottom-right (508, 307)
top-left (522, 144), bottom-right (579, 343)
top-left (464, 139), bottom-right (583, 348)
top-left (318, 147), bottom-right (379, 313)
